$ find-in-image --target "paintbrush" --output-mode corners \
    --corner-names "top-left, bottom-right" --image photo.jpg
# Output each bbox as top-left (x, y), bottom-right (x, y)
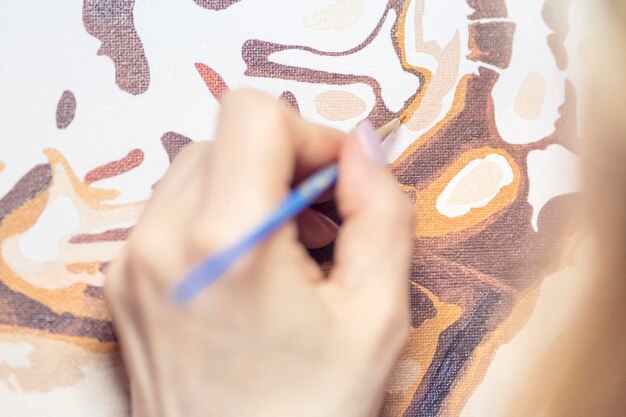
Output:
top-left (173, 118), bottom-right (401, 304)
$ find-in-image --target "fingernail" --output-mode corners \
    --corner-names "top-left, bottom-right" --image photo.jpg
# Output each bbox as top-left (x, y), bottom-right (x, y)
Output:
top-left (355, 120), bottom-right (386, 165)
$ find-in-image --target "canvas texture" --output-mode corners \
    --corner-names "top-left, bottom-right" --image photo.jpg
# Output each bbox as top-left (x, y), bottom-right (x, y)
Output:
top-left (0, 0), bottom-right (587, 416)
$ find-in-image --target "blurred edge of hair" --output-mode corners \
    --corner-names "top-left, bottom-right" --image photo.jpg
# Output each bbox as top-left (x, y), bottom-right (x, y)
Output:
top-left (509, 1), bottom-right (626, 416)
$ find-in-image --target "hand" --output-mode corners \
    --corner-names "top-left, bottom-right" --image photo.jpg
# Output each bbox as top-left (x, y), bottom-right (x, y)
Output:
top-left (105, 89), bottom-right (414, 417)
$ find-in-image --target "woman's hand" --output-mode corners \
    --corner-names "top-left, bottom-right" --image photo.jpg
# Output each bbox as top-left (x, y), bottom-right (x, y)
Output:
top-left (106, 89), bottom-right (414, 417)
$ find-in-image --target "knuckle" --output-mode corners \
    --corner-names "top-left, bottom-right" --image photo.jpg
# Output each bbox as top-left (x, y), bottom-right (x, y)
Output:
top-left (221, 88), bottom-right (274, 112)
top-left (222, 89), bottom-right (287, 125)
top-left (126, 225), bottom-right (160, 268)
top-left (385, 185), bottom-right (415, 228)
top-left (187, 222), bottom-right (226, 256)
top-left (104, 261), bottom-right (123, 304)
top-left (103, 253), bottom-right (136, 313)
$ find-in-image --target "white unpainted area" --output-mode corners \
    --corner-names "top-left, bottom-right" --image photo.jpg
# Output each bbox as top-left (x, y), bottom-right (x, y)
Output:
top-left (527, 144), bottom-right (580, 231)
top-left (491, 0), bottom-right (565, 144)
top-left (0, 342), bottom-right (34, 368)
top-left (17, 197), bottom-right (80, 263)
top-left (422, 0), bottom-right (472, 48)
top-left (0, 0), bottom-right (389, 203)
top-left (436, 154), bottom-right (515, 218)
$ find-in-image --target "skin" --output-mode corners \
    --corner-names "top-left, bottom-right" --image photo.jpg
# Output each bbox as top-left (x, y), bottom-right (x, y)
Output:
top-left (105, 89), bottom-right (414, 417)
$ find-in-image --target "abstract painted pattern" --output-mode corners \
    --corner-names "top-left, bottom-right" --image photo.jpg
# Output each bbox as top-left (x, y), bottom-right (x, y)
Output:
top-left (0, 0), bottom-right (585, 416)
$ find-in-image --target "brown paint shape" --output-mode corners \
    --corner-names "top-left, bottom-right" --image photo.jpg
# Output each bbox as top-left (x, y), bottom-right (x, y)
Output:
top-left (392, 68), bottom-right (500, 187)
top-left (161, 132), bottom-right (193, 162)
top-left (82, 0), bottom-right (150, 95)
top-left (194, 0), bottom-right (241, 10)
top-left (241, 0), bottom-right (426, 128)
top-left (232, 2), bottom-right (578, 412)
top-left (0, 278), bottom-right (116, 342)
top-left (543, 0), bottom-right (573, 70)
top-left (467, 0), bottom-right (508, 20)
top-left (528, 79), bottom-right (579, 154)
top-left (279, 91), bottom-right (300, 114)
top-left (69, 227), bottom-right (132, 244)
top-left (468, 22), bottom-right (516, 69)
top-left (55, 90), bottom-right (76, 129)
top-left (195, 63), bottom-right (230, 101)
top-left (387, 59), bottom-right (574, 414)
top-left (0, 164), bottom-right (52, 223)
top-left (98, 262), bottom-right (110, 274)
top-left (0, 1), bottom-right (580, 413)
top-left (84, 149), bottom-right (144, 184)
top-left (84, 285), bottom-right (105, 300)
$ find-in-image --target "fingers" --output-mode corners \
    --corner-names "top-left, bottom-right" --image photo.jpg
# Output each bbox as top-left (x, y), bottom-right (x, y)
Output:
top-left (297, 209), bottom-right (338, 249)
top-left (144, 142), bottom-right (211, 217)
top-left (327, 121), bottom-right (414, 302)
top-left (126, 142), bottom-right (211, 280)
top-left (194, 89), bottom-right (346, 253)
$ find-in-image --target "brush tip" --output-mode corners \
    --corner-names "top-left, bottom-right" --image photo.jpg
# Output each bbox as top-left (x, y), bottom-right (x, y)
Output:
top-left (376, 117), bottom-right (402, 140)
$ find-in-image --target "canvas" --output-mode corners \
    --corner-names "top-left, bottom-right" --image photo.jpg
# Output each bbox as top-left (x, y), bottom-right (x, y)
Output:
top-left (0, 0), bottom-right (587, 416)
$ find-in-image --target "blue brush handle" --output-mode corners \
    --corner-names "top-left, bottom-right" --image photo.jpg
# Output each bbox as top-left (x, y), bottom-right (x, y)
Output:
top-left (173, 164), bottom-right (339, 304)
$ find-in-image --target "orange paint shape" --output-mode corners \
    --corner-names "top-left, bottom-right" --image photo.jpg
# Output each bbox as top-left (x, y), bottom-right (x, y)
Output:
top-left (389, 282), bottom-right (463, 417)
top-left (195, 62), bottom-right (230, 101)
top-left (395, 0), bottom-right (433, 124)
top-left (414, 147), bottom-right (521, 237)
top-left (84, 149), bottom-right (144, 184)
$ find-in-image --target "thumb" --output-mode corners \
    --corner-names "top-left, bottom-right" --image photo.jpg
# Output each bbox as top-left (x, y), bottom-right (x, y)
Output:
top-left (327, 120), bottom-right (414, 302)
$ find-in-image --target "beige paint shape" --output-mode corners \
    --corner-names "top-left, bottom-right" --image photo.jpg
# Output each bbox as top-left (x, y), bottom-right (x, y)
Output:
top-left (0, 333), bottom-right (121, 392)
top-left (404, 0), bottom-right (462, 132)
top-left (514, 72), bottom-right (547, 120)
top-left (301, 0), bottom-right (365, 31)
top-left (447, 160), bottom-right (503, 205)
top-left (436, 154), bottom-right (514, 218)
top-left (314, 90), bottom-right (367, 121)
